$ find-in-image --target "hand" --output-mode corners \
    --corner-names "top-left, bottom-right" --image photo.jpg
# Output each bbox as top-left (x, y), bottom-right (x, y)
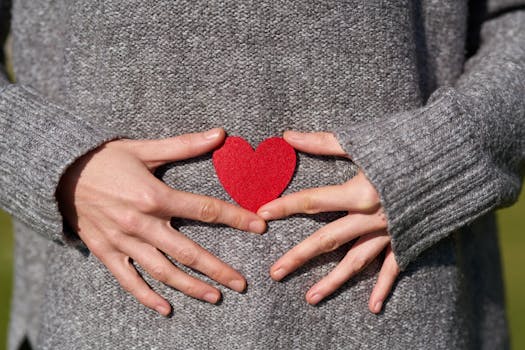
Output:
top-left (257, 131), bottom-right (400, 313)
top-left (56, 128), bottom-right (267, 316)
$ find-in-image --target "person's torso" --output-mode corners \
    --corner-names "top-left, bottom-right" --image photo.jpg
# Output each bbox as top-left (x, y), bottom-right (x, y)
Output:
top-left (8, 1), bottom-right (508, 349)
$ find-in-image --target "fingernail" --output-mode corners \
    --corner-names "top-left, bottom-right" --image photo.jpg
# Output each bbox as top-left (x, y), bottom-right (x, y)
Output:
top-left (286, 131), bottom-right (302, 141)
top-left (258, 211), bottom-right (272, 220)
top-left (309, 293), bottom-right (323, 305)
top-left (228, 279), bottom-right (246, 292)
top-left (271, 267), bottom-right (286, 281)
top-left (203, 292), bottom-right (220, 304)
top-left (248, 220), bottom-right (266, 233)
top-left (204, 128), bottom-right (221, 140)
top-left (155, 304), bottom-right (170, 315)
top-left (374, 301), bottom-right (383, 313)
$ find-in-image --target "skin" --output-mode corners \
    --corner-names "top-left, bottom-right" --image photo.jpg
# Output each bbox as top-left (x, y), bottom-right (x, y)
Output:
top-left (56, 128), bottom-right (267, 316)
top-left (258, 130), bottom-right (400, 314)
top-left (57, 127), bottom-right (398, 315)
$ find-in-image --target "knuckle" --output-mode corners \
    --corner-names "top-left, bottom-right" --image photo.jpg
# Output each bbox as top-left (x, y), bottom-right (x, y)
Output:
top-left (171, 134), bottom-right (194, 155)
top-left (120, 279), bottom-right (134, 294)
top-left (181, 282), bottom-right (199, 298)
top-left (120, 279), bottom-right (144, 300)
top-left (116, 210), bottom-right (142, 234)
top-left (133, 288), bottom-right (151, 304)
top-left (149, 264), bottom-right (168, 283)
top-left (301, 194), bottom-right (319, 214)
top-left (289, 254), bottom-right (305, 269)
top-left (198, 199), bottom-right (221, 223)
top-left (324, 279), bottom-right (340, 293)
top-left (207, 267), bottom-right (226, 282)
top-left (317, 132), bottom-right (332, 145)
top-left (230, 212), bottom-right (244, 229)
top-left (176, 247), bottom-right (199, 267)
top-left (318, 232), bottom-right (340, 252)
top-left (106, 139), bottom-right (130, 151)
top-left (176, 133), bottom-right (193, 146)
top-left (350, 255), bottom-right (368, 273)
top-left (105, 229), bottom-right (125, 247)
top-left (359, 184), bottom-right (380, 210)
top-left (134, 188), bottom-right (160, 213)
top-left (86, 237), bottom-right (107, 257)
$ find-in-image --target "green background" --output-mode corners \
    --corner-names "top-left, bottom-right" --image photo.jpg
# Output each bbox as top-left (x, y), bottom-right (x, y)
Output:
top-left (1, 191), bottom-right (524, 349)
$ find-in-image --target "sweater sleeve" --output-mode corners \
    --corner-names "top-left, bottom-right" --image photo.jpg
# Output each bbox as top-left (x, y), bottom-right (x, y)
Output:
top-left (0, 3), bottom-right (122, 244)
top-left (334, 9), bottom-right (525, 270)
top-left (0, 86), bottom-right (122, 244)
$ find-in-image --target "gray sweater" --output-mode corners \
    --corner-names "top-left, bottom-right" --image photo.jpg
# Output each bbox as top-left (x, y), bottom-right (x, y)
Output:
top-left (1, 0), bottom-right (524, 349)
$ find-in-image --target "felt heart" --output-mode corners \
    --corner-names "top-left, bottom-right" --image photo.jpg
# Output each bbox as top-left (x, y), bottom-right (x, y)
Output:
top-left (212, 136), bottom-right (296, 212)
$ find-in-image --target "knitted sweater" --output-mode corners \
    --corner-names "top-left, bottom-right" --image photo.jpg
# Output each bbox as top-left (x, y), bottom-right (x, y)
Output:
top-left (1, 0), bottom-right (524, 349)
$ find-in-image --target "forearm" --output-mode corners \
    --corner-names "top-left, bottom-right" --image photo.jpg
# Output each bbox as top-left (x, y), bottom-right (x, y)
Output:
top-left (0, 84), bottom-right (122, 242)
top-left (335, 10), bottom-right (525, 269)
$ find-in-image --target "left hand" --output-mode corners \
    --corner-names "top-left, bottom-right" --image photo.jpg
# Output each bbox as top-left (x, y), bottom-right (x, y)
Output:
top-left (257, 131), bottom-right (400, 313)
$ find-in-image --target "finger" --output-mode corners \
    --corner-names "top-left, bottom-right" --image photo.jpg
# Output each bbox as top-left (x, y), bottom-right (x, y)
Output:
top-left (143, 221), bottom-right (247, 293)
top-left (270, 213), bottom-right (387, 281)
top-left (368, 245), bottom-right (400, 314)
top-left (121, 238), bottom-right (223, 304)
top-left (283, 131), bottom-right (347, 157)
top-left (305, 231), bottom-right (391, 305)
top-left (102, 251), bottom-right (172, 316)
top-left (159, 188), bottom-right (266, 233)
top-left (258, 185), bottom-right (351, 219)
top-left (128, 128), bottom-right (226, 167)
top-left (257, 172), bottom-right (381, 219)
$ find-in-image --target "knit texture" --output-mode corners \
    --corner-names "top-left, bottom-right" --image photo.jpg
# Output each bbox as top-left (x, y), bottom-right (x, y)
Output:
top-left (336, 10), bottom-right (525, 269)
top-left (1, 0), bottom-right (523, 349)
top-left (0, 85), bottom-right (121, 243)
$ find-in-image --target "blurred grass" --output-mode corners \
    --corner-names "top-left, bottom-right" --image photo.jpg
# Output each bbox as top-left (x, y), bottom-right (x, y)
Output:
top-left (0, 191), bottom-right (524, 349)
top-left (498, 186), bottom-right (525, 350)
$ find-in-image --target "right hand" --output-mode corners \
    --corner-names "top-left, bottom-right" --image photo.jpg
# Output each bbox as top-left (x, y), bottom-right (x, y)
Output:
top-left (56, 128), bottom-right (266, 316)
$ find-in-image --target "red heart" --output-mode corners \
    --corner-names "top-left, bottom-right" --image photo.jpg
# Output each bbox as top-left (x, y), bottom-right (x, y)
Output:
top-left (212, 136), bottom-right (296, 212)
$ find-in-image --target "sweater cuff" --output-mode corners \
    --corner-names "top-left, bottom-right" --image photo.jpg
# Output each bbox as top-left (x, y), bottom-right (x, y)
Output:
top-left (334, 87), bottom-right (501, 270)
top-left (0, 85), bottom-right (123, 244)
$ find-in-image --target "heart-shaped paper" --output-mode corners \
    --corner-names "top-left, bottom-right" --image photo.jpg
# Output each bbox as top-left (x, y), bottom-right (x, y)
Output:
top-left (213, 136), bottom-right (296, 212)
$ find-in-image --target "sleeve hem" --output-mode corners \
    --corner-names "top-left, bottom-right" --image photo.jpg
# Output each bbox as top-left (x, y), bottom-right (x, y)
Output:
top-left (333, 87), bottom-right (504, 269)
top-left (0, 84), bottom-right (125, 244)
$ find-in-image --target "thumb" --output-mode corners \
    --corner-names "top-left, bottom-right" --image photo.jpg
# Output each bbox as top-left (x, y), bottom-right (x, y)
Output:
top-left (131, 128), bottom-right (226, 167)
top-left (283, 131), bottom-right (348, 157)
